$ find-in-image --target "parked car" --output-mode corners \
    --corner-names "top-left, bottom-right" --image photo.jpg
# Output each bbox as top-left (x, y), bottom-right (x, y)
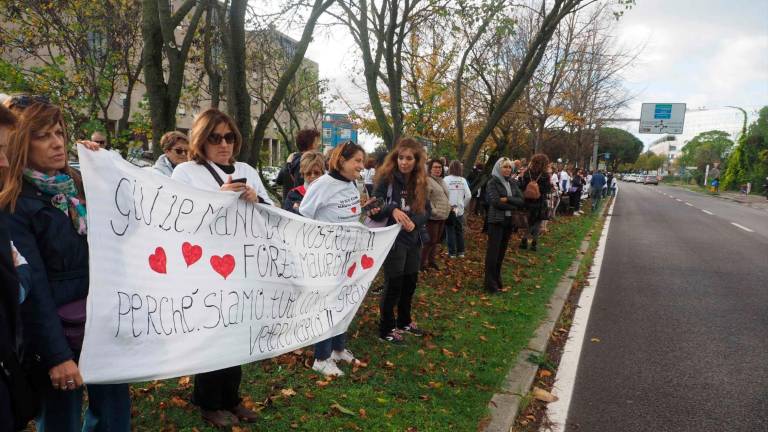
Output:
top-left (643, 175), bottom-right (659, 185)
top-left (260, 166), bottom-right (281, 187)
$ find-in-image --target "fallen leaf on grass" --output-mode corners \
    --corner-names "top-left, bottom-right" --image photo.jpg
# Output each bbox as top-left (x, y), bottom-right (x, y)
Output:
top-left (316, 380), bottom-right (331, 387)
top-left (539, 370), bottom-right (553, 378)
top-left (441, 348), bottom-right (455, 358)
top-left (280, 388), bottom-right (297, 398)
top-left (479, 335), bottom-right (488, 342)
top-left (358, 408), bottom-right (367, 418)
top-left (427, 381), bottom-right (442, 389)
top-left (384, 361), bottom-right (396, 369)
top-left (331, 400), bottom-right (356, 416)
top-left (168, 396), bottom-right (188, 408)
top-left (177, 376), bottom-right (191, 388)
top-left (532, 387), bottom-right (559, 403)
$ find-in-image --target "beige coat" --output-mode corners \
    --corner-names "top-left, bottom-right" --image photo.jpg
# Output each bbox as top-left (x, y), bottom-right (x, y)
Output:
top-left (427, 176), bottom-right (451, 220)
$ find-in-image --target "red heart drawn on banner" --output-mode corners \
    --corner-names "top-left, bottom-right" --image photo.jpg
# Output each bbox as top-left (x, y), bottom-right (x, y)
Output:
top-left (148, 247), bottom-right (167, 274)
top-left (210, 254), bottom-right (235, 279)
top-left (181, 242), bottom-right (203, 267)
top-left (347, 262), bottom-right (357, 278)
top-left (351, 206), bottom-right (358, 214)
top-left (361, 254), bottom-right (374, 270)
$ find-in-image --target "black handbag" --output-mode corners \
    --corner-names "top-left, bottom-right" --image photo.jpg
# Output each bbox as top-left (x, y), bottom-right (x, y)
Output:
top-left (0, 349), bottom-right (40, 429)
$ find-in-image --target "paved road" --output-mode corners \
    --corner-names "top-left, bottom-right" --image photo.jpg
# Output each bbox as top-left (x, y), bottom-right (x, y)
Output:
top-left (565, 182), bottom-right (768, 431)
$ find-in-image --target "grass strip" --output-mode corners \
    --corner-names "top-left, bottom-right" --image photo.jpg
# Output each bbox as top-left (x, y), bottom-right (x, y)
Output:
top-left (129, 210), bottom-right (602, 431)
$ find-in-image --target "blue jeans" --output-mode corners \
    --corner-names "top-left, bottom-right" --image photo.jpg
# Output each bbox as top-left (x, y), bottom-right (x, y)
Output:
top-left (37, 383), bottom-right (130, 432)
top-left (314, 333), bottom-right (346, 361)
top-left (446, 214), bottom-right (465, 256)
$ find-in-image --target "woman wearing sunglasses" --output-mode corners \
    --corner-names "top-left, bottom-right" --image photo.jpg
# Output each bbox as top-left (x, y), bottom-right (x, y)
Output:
top-left (149, 131), bottom-right (189, 177)
top-left (171, 108), bottom-right (270, 427)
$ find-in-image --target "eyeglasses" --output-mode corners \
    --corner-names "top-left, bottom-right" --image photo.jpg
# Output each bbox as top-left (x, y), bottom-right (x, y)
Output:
top-left (8, 95), bottom-right (50, 109)
top-left (94, 140), bottom-right (106, 146)
top-left (207, 132), bottom-right (236, 145)
top-left (172, 148), bottom-right (188, 155)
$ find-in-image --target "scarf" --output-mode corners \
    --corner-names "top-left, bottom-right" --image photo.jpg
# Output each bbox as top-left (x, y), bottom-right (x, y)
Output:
top-left (23, 169), bottom-right (87, 235)
top-left (492, 159), bottom-right (513, 216)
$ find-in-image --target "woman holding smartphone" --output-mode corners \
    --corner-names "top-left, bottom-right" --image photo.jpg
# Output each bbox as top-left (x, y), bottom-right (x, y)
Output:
top-left (172, 108), bottom-right (270, 427)
top-left (299, 141), bottom-right (371, 376)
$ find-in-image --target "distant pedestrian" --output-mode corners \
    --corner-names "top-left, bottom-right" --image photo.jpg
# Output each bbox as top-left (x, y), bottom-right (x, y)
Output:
top-left (444, 161), bottom-right (471, 258)
top-left (519, 154), bottom-right (552, 252)
top-left (421, 159), bottom-right (450, 270)
top-left (362, 157), bottom-right (376, 197)
top-left (483, 158), bottom-right (524, 293)
top-left (590, 170), bottom-right (606, 212)
top-left (570, 169), bottom-right (585, 215)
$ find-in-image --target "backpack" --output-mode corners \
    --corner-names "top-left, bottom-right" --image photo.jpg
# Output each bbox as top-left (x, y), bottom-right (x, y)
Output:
top-left (523, 172), bottom-right (542, 200)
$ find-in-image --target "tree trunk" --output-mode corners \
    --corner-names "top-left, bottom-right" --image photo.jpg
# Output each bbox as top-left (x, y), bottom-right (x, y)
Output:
top-left (225, 0), bottom-right (252, 152)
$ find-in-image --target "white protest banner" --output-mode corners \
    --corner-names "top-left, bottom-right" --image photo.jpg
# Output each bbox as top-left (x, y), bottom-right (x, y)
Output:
top-left (77, 147), bottom-right (399, 384)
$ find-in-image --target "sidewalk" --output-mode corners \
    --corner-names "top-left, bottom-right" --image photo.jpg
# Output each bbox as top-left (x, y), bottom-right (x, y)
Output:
top-left (666, 183), bottom-right (768, 211)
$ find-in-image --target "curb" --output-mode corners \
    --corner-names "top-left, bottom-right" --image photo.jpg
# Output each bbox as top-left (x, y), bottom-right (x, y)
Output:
top-left (482, 221), bottom-right (598, 432)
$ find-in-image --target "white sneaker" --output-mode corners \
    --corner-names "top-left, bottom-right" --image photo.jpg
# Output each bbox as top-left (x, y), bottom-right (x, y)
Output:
top-left (312, 359), bottom-right (344, 377)
top-left (331, 349), bottom-right (356, 364)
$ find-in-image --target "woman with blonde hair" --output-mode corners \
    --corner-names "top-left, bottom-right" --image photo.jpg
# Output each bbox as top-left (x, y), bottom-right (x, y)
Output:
top-left (368, 137), bottom-right (431, 343)
top-left (171, 108), bottom-right (268, 426)
top-left (0, 97), bottom-right (131, 431)
top-left (283, 151), bottom-right (325, 213)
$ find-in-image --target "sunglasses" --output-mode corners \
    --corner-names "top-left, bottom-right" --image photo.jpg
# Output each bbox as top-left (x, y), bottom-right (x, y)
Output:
top-left (94, 140), bottom-right (106, 146)
top-left (207, 132), bottom-right (236, 145)
top-left (172, 148), bottom-right (188, 155)
top-left (8, 94), bottom-right (51, 109)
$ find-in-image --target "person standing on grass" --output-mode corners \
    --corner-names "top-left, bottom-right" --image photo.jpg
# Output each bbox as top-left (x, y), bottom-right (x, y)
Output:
top-left (483, 158), bottom-right (524, 293)
top-left (570, 169), bottom-right (585, 215)
top-left (1, 98), bottom-right (131, 431)
top-left (590, 170), bottom-right (606, 212)
top-left (421, 158), bottom-right (451, 269)
top-left (283, 151), bottom-right (325, 214)
top-left (444, 160), bottom-right (472, 258)
top-left (172, 108), bottom-right (267, 427)
top-left (299, 141), bottom-right (371, 376)
top-left (362, 157), bottom-right (376, 197)
top-left (368, 137), bottom-right (431, 344)
top-left (519, 154), bottom-right (552, 252)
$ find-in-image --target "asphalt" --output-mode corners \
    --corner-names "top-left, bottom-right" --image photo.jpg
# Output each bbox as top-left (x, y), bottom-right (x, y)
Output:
top-left (565, 182), bottom-right (768, 432)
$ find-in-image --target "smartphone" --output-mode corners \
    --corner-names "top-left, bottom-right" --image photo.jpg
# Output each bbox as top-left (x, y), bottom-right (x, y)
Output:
top-left (230, 177), bottom-right (247, 184)
top-left (363, 198), bottom-right (382, 211)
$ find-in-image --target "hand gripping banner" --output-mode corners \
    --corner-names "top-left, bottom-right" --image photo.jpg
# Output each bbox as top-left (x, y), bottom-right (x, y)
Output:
top-left (77, 147), bottom-right (399, 384)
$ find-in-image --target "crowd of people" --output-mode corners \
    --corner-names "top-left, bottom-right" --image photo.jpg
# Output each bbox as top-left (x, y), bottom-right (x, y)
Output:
top-left (0, 94), bottom-right (612, 430)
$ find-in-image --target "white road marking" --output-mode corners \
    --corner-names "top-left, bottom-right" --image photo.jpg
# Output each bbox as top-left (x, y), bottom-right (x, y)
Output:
top-left (685, 202), bottom-right (693, 207)
top-left (731, 222), bottom-right (754, 233)
top-left (546, 188), bottom-right (618, 430)
top-left (702, 210), bottom-right (714, 215)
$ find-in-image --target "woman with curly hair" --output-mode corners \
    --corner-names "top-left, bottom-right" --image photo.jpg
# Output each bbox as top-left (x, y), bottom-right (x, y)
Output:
top-left (368, 137), bottom-right (431, 343)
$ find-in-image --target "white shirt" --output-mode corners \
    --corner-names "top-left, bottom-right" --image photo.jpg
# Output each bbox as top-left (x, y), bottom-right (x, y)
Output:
top-left (550, 172), bottom-right (560, 192)
top-left (171, 160), bottom-right (274, 205)
top-left (559, 170), bottom-right (570, 191)
top-left (362, 167), bottom-right (376, 185)
top-left (299, 173), bottom-right (361, 223)
top-left (443, 175), bottom-right (472, 216)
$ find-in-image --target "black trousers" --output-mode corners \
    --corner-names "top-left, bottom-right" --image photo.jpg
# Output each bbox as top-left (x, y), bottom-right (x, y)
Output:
top-left (193, 366), bottom-right (242, 411)
top-left (484, 221), bottom-right (514, 292)
top-left (379, 273), bottom-right (419, 336)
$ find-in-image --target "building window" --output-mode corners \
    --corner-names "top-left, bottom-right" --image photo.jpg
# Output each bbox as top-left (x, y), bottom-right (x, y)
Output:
top-left (339, 129), bottom-right (351, 139)
top-left (323, 128), bottom-right (332, 139)
top-left (87, 31), bottom-right (106, 59)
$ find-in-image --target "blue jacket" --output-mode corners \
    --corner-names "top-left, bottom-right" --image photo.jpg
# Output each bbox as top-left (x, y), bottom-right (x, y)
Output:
top-left (3, 181), bottom-right (89, 369)
top-left (590, 172), bottom-right (606, 189)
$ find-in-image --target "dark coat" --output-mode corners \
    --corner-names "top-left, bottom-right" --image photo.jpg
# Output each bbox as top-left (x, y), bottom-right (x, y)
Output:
top-left (3, 181), bottom-right (89, 369)
top-left (369, 171), bottom-right (431, 248)
top-left (282, 185), bottom-right (306, 214)
top-left (520, 170), bottom-right (552, 223)
top-left (485, 176), bottom-right (524, 225)
top-left (0, 220), bottom-right (22, 357)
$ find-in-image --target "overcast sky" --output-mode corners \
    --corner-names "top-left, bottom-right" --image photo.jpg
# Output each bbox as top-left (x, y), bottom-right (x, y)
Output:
top-left (293, 0), bottom-right (768, 147)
